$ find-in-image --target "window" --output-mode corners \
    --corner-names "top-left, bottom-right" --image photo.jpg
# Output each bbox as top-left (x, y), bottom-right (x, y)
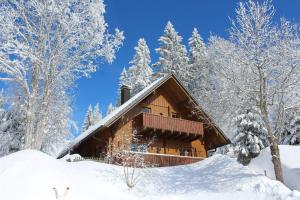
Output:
top-left (131, 143), bottom-right (138, 152)
top-left (172, 112), bottom-right (180, 118)
top-left (179, 148), bottom-right (185, 156)
top-left (142, 107), bottom-right (151, 113)
top-left (139, 144), bottom-right (148, 152)
top-left (156, 147), bottom-right (161, 154)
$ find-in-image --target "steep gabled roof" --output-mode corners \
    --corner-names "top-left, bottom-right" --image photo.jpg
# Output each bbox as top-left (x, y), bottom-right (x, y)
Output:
top-left (57, 74), bottom-right (230, 158)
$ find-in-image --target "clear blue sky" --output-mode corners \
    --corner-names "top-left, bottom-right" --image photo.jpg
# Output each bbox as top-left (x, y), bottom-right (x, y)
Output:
top-left (73, 0), bottom-right (300, 132)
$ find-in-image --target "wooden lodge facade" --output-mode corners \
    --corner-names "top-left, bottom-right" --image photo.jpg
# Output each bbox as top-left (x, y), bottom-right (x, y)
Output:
top-left (58, 74), bottom-right (230, 166)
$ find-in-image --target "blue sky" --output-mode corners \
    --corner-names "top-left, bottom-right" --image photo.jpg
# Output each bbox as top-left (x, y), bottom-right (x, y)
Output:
top-left (73, 0), bottom-right (300, 132)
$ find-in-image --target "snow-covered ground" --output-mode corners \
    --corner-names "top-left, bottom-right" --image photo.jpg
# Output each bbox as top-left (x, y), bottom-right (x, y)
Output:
top-left (0, 150), bottom-right (299, 200)
top-left (249, 145), bottom-right (300, 191)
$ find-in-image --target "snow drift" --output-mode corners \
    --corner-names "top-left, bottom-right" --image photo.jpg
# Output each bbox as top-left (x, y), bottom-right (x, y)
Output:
top-left (0, 150), bottom-right (299, 200)
top-left (249, 145), bottom-right (300, 191)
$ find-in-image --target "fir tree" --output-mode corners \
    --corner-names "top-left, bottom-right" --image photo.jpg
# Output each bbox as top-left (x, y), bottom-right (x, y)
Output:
top-left (154, 21), bottom-right (188, 84)
top-left (93, 103), bottom-right (102, 124)
top-left (187, 28), bottom-right (211, 93)
top-left (282, 110), bottom-right (300, 145)
top-left (120, 67), bottom-right (129, 86)
top-left (106, 103), bottom-right (115, 116)
top-left (233, 110), bottom-right (268, 165)
top-left (82, 105), bottom-right (94, 132)
top-left (127, 38), bottom-right (153, 95)
top-left (0, 95), bottom-right (25, 156)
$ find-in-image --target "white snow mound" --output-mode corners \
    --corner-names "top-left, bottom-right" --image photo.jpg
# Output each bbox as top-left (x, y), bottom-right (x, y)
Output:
top-left (0, 150), bottom-right (299, 200)
top-left (249, 145), bottom-right (300, 191)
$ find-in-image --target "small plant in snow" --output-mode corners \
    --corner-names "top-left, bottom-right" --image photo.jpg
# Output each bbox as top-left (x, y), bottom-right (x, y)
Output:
top-left (110, 129), bottom-right (154, 189)
top-left (53, 187), bottom-right (69, 200)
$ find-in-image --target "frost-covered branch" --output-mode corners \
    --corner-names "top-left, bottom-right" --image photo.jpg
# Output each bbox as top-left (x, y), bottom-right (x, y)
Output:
top-left (0, 0), bottom-right (124, 152)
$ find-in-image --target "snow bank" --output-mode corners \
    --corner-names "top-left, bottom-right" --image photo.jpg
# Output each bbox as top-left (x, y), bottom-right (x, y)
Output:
top-left (249, 145), bottom-right (300, 191)
top-left (0, 150), bottom-right (299, 200)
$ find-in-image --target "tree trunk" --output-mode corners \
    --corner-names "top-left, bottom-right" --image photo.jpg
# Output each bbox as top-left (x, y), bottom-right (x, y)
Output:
top-left (258, 70), bottom-right (284, 183)
top-left (269, 137), bottom-right (284, 183)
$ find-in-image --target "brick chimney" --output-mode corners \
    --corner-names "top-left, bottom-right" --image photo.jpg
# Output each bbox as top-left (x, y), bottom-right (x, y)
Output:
top-left (121, 85), bottom-right (131, 105)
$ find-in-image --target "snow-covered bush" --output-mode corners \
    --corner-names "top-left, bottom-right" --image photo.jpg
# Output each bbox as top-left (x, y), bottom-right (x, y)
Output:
top-left (233, 110), bottom-right (268, 165)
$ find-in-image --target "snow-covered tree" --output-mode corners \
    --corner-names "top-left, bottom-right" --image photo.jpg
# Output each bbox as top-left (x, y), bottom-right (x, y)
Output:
top-left (154, 21), bottom-right (188, 84)
top-left (0, 91), bottom-right (4, 108)
top-left (93, 103), bottom-right (102, 124)
top-left (120, 68), bottom-right (129, 86)
top-left (187, 28), bottom-right (220, 123)
top-left (82, 105), bottom-right (94, 132)
top-left (107, 103), bottom-right (116, 116)
top-left (0, 0), bottom-right (124, 151)
top-left (233, 110), bottom-right (268, 165)
top-left (0, 95), bottom-right (26, 157)
top-left (127, 38), bottom-right (153, 95)
top-left (81, 103), bottom-right (102, 133)
top-left (282, 110), bottom-right (300, 145)
top-left (187, 28), bottom-right (209, 91)
top-left (40, 85), bottom-right (73, 155)
top-left (209, 0), bottom-right (300, 182)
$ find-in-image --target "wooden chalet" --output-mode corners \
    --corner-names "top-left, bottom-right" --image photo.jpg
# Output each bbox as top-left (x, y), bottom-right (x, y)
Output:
top-left (58, 74), bottom-right (230, 166)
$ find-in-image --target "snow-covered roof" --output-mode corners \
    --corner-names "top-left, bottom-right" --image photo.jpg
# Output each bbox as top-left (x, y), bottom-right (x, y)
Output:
top-left (57, 73), bottom-right (230, 158)
top-left (57, 74), bottom-right (172, 157)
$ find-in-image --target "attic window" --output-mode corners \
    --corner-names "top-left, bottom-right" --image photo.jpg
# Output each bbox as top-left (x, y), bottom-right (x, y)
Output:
top-left (142, 107), bottom-right (151, 113)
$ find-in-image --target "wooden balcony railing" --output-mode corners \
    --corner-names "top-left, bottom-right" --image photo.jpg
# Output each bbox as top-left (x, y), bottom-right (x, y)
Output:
top-left (135, 112), bottom-right (203, 135)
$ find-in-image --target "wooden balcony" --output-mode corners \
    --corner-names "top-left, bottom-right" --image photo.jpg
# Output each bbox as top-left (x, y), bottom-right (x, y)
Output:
top-left (135, 112), bottom-right (204, 135)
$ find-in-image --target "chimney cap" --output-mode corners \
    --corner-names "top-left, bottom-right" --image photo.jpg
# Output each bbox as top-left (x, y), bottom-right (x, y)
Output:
top-left (121, 84), bottom-right (131, 89)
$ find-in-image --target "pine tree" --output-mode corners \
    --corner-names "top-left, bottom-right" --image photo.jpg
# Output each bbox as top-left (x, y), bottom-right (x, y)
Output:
top-left (120, 67), bottom-right (129, 86)
top-left (106, 103), bottom-right (115, 116)
top-left (82, 105), bottom-right (94, 132)
top-left (282, 110), bottom-right (300, 145)
top-left (0, 91), bottom-right (4, 113)
top-left (93, 103), bottom-right (102, 124)
top-left (154, 21), bottom-right (188, 84)
top-left (0, 94), bottom-right (25, 157)
top-left (187, 28), bottom-right (211, 93)
top-left (127, 38), bottom-right (153, 95)
top-left (233, 110), bottom-right (268, 165)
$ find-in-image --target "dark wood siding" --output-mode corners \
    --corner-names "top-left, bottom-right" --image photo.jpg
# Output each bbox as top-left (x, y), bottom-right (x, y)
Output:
top-left (136, 112), bottom-right (203, 135)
